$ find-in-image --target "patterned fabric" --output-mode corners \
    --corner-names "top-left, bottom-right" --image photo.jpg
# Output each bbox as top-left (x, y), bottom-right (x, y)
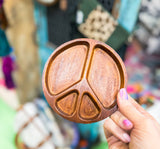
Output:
top-left (79, 5), bottom-right (117, 42)
top-left (77, 0), bottom-right (129, 50)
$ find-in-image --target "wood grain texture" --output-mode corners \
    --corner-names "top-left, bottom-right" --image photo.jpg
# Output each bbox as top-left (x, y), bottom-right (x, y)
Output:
top-left (42, 38), bottom-right (127, 123)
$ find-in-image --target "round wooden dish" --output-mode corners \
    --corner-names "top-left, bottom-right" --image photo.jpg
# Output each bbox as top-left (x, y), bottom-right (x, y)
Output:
top-left (42, 38), bottom-right (127, 123)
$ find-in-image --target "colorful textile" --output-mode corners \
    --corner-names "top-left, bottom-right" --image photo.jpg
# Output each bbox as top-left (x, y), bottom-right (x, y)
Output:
top-left (118, 0), bottom-right (141, 33)
top-left (77, 0), bottom-right (129, 50)
top-left (0, 0), bottom-right (3, 8)
top-left (0, 28), bottom-right (11, 57)
top-left (2, 56), bottom-right (15, 89)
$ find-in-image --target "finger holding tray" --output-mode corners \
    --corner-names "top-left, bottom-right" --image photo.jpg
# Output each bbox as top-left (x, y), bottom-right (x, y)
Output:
top-left (42, 38), bottom-right (127, 123)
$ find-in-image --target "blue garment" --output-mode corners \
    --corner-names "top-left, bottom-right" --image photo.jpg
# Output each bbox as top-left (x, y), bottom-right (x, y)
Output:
top-left (0, 28), bottom-right (11, 57)
top-left (77, 122), bottom-right (99, 143)
top-left (118, 0), bottom-right (141, 33)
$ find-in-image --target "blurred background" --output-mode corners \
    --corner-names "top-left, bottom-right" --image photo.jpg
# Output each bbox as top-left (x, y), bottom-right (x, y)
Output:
top-left (0, 0), bottom-right (160, 149)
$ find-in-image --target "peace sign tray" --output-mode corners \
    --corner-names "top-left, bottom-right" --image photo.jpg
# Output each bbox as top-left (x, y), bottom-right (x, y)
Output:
top-left (42, 38), bottom-right (127, 123)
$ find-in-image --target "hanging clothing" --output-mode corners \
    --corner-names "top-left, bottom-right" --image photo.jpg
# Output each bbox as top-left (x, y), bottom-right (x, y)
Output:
top-left (2, 56), bottom-right (15, 89)
top-left (0, 0), bottom-right (3, 8)
top-left (0, 6), bottom-right (8, 29)
top-left (0, 28), bottom-right (11, 57)
top-left (47, 0), bottom-right (83, 46)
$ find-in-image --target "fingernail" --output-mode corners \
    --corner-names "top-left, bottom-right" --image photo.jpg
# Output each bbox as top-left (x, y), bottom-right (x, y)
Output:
top-left (120, 88), bottom-right (128, 100)
top-left (123, 119), bottom-right (132, 127)
top-left (123, 133), bottom-right (131, 142)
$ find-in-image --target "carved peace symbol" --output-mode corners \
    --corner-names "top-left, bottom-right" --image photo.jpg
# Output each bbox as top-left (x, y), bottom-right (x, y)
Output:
top-left (42, 39), bottom-right (127, 123)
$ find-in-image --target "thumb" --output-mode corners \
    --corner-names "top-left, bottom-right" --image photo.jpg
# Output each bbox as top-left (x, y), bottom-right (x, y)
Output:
top-left (117, 88), bottom-right (144, 125)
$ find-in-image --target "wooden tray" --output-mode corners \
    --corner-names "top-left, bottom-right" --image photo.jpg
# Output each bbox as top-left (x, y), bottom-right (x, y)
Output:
top-left (42, 38), bottom-right (127, 123)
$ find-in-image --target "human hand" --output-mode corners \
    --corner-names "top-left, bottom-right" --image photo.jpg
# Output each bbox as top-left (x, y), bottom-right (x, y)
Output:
top-left (103, 88), bottom-right (160, 149)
